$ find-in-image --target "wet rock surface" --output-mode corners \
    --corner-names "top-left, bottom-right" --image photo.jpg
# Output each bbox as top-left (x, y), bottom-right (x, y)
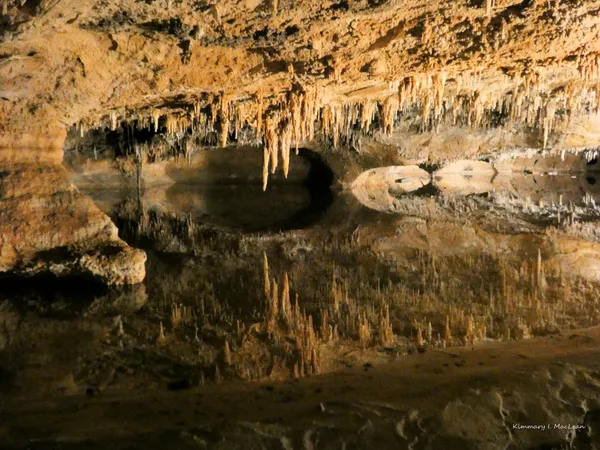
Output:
top-left (0, 163), bottom-right (146, 284)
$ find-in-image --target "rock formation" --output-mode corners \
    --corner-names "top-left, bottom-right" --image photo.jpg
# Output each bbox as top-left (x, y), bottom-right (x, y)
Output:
top-left (0, 162), bottom-right (146, 284)
top-left (351, 165), bottom-right (431, 211)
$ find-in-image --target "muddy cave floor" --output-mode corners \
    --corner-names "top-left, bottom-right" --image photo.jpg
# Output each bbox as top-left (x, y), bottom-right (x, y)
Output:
top-left (4, 163), bottom-right (600, 449)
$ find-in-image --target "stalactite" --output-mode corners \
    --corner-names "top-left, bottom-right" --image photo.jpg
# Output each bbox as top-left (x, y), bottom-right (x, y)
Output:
top-left (542, 99), bottom-right (556, 149)
top-left (321, 104), bottom-right (332, 141)
top-left (361, 100), bottom-right (376, 132)
top-left (165, 114), bottom-right (190, 136)
top-left (280, 120), bottom-right (292, 177)
top-left (219, 93), bottom-right (231, 148)
top-left (262, 146), bottom-right (270, 191)
top-left (290, 92), bottom-right (302, 154)
top-left (421, 91), bottom-right (432, 129)
top-left (432, 73), bottom-right (446, 121)
top-left (485, 0), bottom-right (494, 17)
top-left (234, 104), bottom-right (245, 139)
top-left (151, 110), bottom-right (161, 133)
top-left (208, 94), bottom-right (218, 127)
top-left (251, 92), bottom-right (262, 140)
top-left (381, 95), bottom-right (399, 135)
top-left (264, 116), bottom-right (279, 175)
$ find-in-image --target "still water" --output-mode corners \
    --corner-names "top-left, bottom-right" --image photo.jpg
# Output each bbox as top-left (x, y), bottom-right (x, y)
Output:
top-left (3, 160), bottom-right (600, 399)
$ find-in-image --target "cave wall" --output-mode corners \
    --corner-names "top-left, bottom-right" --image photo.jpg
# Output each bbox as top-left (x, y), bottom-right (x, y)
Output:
top-left (0, 163), bottom-right (146, 284)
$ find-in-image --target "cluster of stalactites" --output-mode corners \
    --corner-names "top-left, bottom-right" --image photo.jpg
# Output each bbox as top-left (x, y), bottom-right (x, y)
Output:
top-left (576, 52), bottom-right (600, 116)
top-left (76, 61), bottom-right (600, 186)
top-left (577, 52), bottom-right (600, 84)
top-left (261, 87), bottom-right (321, 190)
top-left (255, 70), bottom-right (599, 188)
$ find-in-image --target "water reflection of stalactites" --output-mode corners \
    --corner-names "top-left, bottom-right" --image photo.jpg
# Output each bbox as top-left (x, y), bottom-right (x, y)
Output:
top-left (142, 253), bottom-right (394, 383)
top-left (5, 197), bottom-right (600, 393)
top-left (8, 159), bottom-right (600, 392)
top-left (125, 204), bottom-right (600, 352)
top-left (351, 166), bottom-right (600, 229)
top-left (131, 236), bottom-right (600, 389)
top-left (493, 173), bottom-right (600, 205)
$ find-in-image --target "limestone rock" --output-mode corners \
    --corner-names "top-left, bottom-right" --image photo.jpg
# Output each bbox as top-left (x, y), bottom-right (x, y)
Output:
top-left (351, 166), bottom-right (431, 212)
top-left (0, 163), bottom-right (146, 285)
